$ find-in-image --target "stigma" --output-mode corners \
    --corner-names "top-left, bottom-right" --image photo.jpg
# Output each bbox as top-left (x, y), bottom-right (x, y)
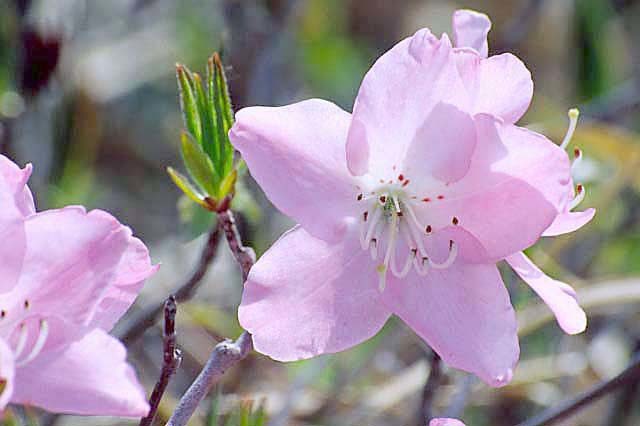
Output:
top-left (358, 186), bottom-right (457, 290)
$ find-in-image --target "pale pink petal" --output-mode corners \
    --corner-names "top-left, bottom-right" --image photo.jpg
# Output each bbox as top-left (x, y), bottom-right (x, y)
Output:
top-left (12, 329), bottom-right (149, 417)
top-left (455, 51), bottom-right (533, 124)
top-left (229, 99), bottom-right (358, 242)
top-left (346, 30), bottom-right (469, 179)
top-left (239, 226), bottom-right (391, 361)
top-left (2, 208), bottom-right (139, 345)
top-left (543, 208), bottom-right (596, 237)
top-left (430, 419), bottom-right (466, 426)
top-left (0, 338), bottom-right (15, 410)
top-left (382, 263), bottom-right (519, 387)
top-left (452, 9), bottom-right (491, 57)
top-left (0, 155), bottom-right (35, 219)
top-left (88, 218), bottom-right (159, 331)
top-left (403, 102), bottom-right (476, 185)
top-left (415, 115), bottom-right (570, 262)
top-left (506, 251), bottom-right (586, 335)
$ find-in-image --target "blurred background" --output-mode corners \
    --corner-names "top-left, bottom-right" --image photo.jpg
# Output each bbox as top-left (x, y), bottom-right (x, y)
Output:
top-left (1, 0), bottom-right (640, 425)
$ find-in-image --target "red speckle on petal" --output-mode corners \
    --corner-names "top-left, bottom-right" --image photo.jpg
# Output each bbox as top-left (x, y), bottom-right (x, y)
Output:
top-left (437, 195), bottom-right (444, 200)
top-left (422, 197), bottom-right (431, 202)
top-left (379, 195), bottom-right (387, 203)
top-left (398, 174), bottom-right (404, 181)
top-left (402, 179), bottom-right (410, 187)
top-left (363, 211), bottom-right (368, 222)
top-left (452, 216), bottom-right (459, 225)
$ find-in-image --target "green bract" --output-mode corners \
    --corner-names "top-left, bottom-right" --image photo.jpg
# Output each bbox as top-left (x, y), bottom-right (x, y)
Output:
top-left (169, 53), bottom-right (237, 211)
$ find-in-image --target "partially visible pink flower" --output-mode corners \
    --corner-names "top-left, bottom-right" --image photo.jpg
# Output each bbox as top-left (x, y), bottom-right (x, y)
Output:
top-left (230, 9), bottom-right (593, 386)
top-left (0, 155), bottom-right (157, 417)
top-left (430, 419), bottom-right (466, 426)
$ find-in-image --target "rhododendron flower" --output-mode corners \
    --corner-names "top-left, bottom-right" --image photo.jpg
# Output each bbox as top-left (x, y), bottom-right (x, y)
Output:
top-left (0, 155), bottom-right (157, 416)
top-left (229, 9), bottom-right (594, 385)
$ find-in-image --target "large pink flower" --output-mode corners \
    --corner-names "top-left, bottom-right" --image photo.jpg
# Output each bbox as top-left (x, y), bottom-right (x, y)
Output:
top-left (229, 9), bottom-right (593, 386)
top-left (0, 155), bottom-right (157, 416)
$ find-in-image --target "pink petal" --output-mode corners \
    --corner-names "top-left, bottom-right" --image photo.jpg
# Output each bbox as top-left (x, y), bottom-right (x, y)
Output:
top-left (543, 208), bottom-right (596, 237)
top-left (12, 329), bottom-right (149, 417)
top-left (229, 99), bottom-right (358, 242)
top-left (455, 51), bottom-right (533, 124)
top-left (0, 338), bottom-right (15, 410)
top-left (239, 226), bottom-right (391, 361)
top-left (0, 155), bottom-right (35, 220)
top-left (506, 251), bottom-right (587, 335)
top-left (346, 30), bottom-right (469, 179)
top-left (417, 115), bottom-right (570, 262)
top-left (382, 263), bottom-right (519, 387)
top-left (88, 220), bottom-right (159, 331)
top-left (403, 102), bottom-right (476, 185)
top-left (452, 9), bottom-right (491, 57)
top-left (430, 419), bottom-right (466, 426)
top-left (2, 207), bottom-right (153, 353)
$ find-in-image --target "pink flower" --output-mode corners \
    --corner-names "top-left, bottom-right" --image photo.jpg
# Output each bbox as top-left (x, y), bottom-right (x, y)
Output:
top-left (429, 419), bottom-right (466, 426)
top-left (0, 155), bottom-right (157, 416)
top-left (229, 9), bottom-right (593, 386)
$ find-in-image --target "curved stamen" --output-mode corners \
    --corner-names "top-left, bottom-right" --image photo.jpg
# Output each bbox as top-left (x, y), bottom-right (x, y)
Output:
top-left (569, 184), bottom-right (585, 210)
top-left (362, 206), bottom-right (382, 250)
top-left (392, 223), bottom-right (415, 278)
top-left (428, 240), bottom-right (458, 269)
top-left (16, 319), bottom-right (49, 367)
top-left (572, 148), bottom-right (582, 172)
top-left (560, 108), bottom-right (580, 150)
top-left (378, 213), bottom-right (400, 290)
top-left (13, 323), bottom-right (28, 359)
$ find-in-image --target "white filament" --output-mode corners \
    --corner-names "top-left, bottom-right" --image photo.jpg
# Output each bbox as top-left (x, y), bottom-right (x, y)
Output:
top-left (560, 108), bottom-right (580, 150)
top-left (16, 320), bottom-right (49, 367)
top-left (13, 324), bottom-right (28, 359)
top-left (569, 186), bottom-right (585, 210)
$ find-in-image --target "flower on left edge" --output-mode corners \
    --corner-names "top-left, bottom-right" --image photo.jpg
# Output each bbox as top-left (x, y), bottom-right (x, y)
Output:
top-left (230, 9), bottom-right (594, 387)
top-left (0, 155), bottom-right (157, 416)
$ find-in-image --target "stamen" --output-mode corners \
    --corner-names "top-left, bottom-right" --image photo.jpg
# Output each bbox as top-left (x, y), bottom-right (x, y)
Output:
top-left (13, 324), bottom-right (28, 359)
top-left (16, 319), bottom-right (49, 367)
top-left (361, 206), bottom-right (382, 250)
top-left (452, 216), bottom-right (459, 225)
top-left (560, 108), bottom-right (580, 150)
top-left (569, 184), bottom-right (585, 210)
top-left (572, 148), bottom-right (582, 172)
top-left (429, 240), bottom-right (458, 269)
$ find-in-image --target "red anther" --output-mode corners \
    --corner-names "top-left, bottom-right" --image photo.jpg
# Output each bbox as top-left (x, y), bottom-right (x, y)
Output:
top-left (379, 195), bottom-right (387, 203)
top-left (437, 195), bottom-right (444, 200)
top-left (402, 179), bottom-right (410, 187)
top-left (422, 197), bottom-right (431, 202)
top-left (357, 193), bottom-right (363, 201)
top-left (398, 174), bottom-right (404, 181)
top-left (452, 216), bottom-right (459, 225)
top-left (576, 184), bottom-right (583, 193)
top-left (574, 148), bottom-right (581, 158)
top-left (425, 225), bottom-right (432, 233)
top-left (363, 211), bottom-right (368, 222)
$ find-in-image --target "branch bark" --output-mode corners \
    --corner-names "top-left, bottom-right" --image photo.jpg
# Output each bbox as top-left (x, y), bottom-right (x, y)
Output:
top-left (140, 296), bottom-right (182, 426)
top-left (517, 355), bottom-right (640, 426)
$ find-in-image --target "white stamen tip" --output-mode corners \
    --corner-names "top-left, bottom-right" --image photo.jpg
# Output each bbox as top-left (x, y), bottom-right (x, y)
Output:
top-left (560, 108), bottom-right (580, 150)
top-left (16, 319), bottom-right (49, 367)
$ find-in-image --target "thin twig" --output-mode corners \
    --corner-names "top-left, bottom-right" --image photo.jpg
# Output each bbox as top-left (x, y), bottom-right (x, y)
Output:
top-left (517, 355), bottom-right (640, 426)
top-left (165, 209), bottom-right (255, 426)
top-left (417, 351), bottom-right (443, 426)
top-left (140, 296), bottom-right (182, 426)
top-left (121, 226), bottom-right (222, 345)
top-left (217, 209), bottom-right (256, 281)
top-left (165, 331), bottom-right (253, 426)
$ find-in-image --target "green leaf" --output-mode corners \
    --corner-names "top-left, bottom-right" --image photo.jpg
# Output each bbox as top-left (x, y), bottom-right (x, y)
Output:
top-left (193, 72), bottom-right (219, 163)
top-left (210, 53), bottom-right (235, 175)
top-left (176, 64), bottom-right (202, 143)
top-left (180, 131), bottom-right (219, 197)
top-left (167, 166), bottom-right (208, 208)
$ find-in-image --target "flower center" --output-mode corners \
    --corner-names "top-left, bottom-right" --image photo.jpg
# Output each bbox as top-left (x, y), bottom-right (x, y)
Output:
top-left (357, 186), bottom-right (457, 290)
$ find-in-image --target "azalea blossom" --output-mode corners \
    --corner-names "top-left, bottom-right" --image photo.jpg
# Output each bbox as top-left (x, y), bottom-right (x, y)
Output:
top-left (229, 9), bottom-right (594, 385)
top-left (0, 155), bottom-right (157, 416)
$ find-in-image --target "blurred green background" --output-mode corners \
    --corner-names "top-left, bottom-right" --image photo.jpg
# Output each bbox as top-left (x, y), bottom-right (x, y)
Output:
top-left (1, 0), bottom-right (640, 425)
